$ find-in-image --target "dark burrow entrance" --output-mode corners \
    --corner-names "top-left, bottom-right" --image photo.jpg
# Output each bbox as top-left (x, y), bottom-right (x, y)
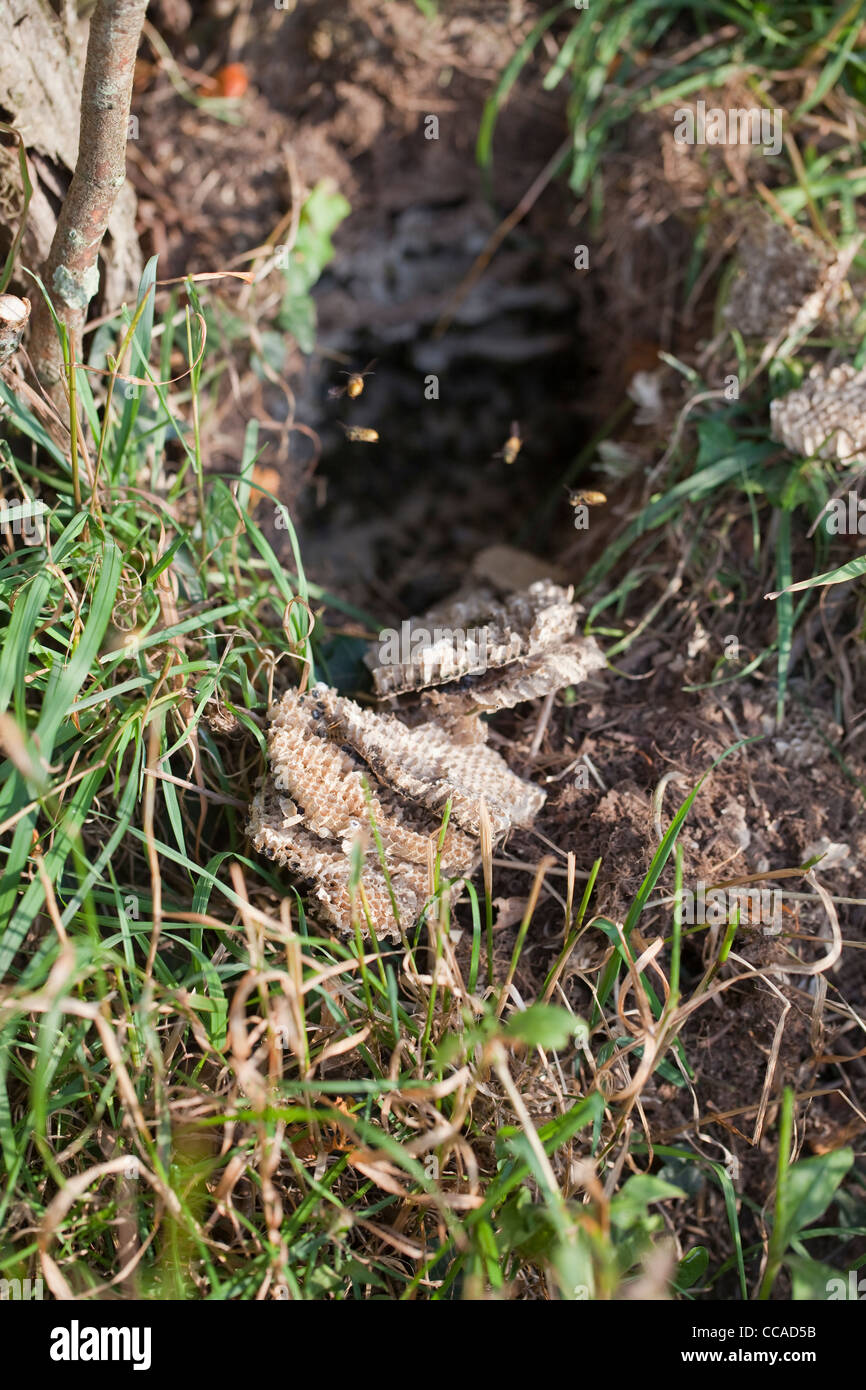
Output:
top-left (293, 289), bottom-right (595, 618)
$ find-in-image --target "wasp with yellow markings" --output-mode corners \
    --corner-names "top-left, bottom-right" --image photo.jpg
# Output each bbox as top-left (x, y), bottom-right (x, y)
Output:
top-left (567, 487), bottom-right (607, 508)
top-left (340, 422), bottom-right (379, 443)
top-left (329, 359), bottom-right (377, 400)
top-left (495, 421), bottom-right (523, 465)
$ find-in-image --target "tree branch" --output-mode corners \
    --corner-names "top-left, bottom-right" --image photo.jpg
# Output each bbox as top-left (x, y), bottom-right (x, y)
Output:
top-left (29, 0), bottom-right (148, 395)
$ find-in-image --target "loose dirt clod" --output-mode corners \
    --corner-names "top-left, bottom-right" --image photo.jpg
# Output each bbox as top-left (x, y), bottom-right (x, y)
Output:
top-left (724, 217), bottom-right (849, 340)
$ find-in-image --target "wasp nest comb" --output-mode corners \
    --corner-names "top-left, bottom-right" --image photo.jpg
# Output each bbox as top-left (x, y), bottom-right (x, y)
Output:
top-left (770, 363), bottom-right (866, 464)
top-left (365, 579), bottom-right (605, 726)
top-left (250, 581), bottom-right (605, 938)
top-left (249, 685), bottom-right (546, 940)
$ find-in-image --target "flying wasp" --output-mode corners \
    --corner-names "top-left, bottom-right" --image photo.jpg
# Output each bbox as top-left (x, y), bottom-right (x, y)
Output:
top-left (340, 422), bottom-right (379, 443)
top-left (567, 486), bottom-right (607, 508)
top-left (328, 359), bottom-right (377, 400)
top-left (495, 421), bottom-right (523, 465)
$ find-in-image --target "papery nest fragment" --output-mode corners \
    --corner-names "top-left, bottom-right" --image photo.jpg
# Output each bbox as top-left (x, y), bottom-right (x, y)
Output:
top-left (249, 581), bottom-right (605, 938)
top-left (770, 362), bottom-right (866, 464)
top-left (248, 685), bottom-right (545, 941)
top-left (365, 578), bottom-right (606, 727)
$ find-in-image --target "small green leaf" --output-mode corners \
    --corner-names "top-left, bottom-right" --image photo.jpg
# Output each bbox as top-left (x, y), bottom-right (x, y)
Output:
top-left (610, 1174), bottom-right (686, 1228)
top-left (278, 292), bottom-right (317, 354)
top-left (503, 1002), bottom-right (585, 1049)
top-left (787, 1254), bottom-right (853, 1301)
top-left (777, 1148), bottom-right (854, 1247)
top-left (695, 416), bottom-right (740, 466)
top-left (676, 1245), bottom-right (709, 1290)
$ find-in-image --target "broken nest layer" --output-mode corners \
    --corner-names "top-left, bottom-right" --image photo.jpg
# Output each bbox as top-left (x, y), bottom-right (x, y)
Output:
top-left (250, 580), bottom-right (605, 938)
top-left (248, 685), bottom-right (546, 940)
top-left (770, 362), bottom-right (866, 463)
top-left (364, 578), bottom-right (606, 721)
